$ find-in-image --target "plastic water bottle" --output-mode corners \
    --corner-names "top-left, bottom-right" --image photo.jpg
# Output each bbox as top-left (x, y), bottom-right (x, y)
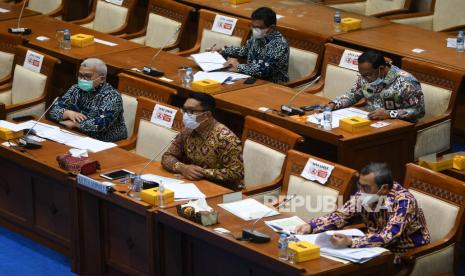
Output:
top-left (334, 11), bottom-right (342, 33)
top-left (184, 67), bottom-right (193, 88)
top-left (130, 175), bottom-right (143, 200)
top-left (158, 180), bottom-right (165, 208)
top-left (323, 107), bottom-right (332, 130)
top-left (457, 30), bottom-right (464, 53)
top-left (63, 29), bottom-right (71, 50)
top-left (278, 234), bottom-right (288, 261)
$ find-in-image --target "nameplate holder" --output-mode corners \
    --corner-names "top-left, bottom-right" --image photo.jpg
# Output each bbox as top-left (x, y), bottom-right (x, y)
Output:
top-left (77, 174), bottom-right (115, 194)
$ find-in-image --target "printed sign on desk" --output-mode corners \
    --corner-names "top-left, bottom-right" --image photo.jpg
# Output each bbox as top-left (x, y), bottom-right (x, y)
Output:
top-left (339, 49), bottom-right (361, 71)
top-left (23, 50), bottom-right (44, 73)
top-left (151, 104), bottom-right (177, 128)
top-left (212, 15), bottom-right (238, 36)
top-left (301, 158), bottom-right (335, 184)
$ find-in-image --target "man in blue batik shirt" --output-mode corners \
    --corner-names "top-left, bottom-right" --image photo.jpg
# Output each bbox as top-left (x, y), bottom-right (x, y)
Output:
top-left (219, 7), bottom-right (289, 84)
top-left (48, 58), bottom-right (127, 142)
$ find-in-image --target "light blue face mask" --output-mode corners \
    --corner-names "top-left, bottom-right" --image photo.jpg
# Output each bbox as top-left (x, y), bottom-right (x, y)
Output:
top-left (182, 113), bottom-right (200, 129)
top-left (78, 78), bottom-right (94, 92)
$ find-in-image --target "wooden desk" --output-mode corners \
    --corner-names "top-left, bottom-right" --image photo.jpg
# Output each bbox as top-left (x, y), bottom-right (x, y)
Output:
top-left (177, 0), bottom-right (390, 39)
top-left (0, 15), bottom-right (144, 99)
top-left (0, 3), bottom-right (40, 21)
top-left (157, 196), bottom-right (395, 275)
top-left (214, 83), bottom-right (414, 181)
top-left (95, 46), bottom-right (268, 99)
top-left (74, 161), bottom-right (231, 275)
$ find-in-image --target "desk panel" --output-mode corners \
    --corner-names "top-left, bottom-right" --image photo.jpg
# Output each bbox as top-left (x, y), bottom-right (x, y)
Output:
top-left (0, 3), bottom-right (40, 21)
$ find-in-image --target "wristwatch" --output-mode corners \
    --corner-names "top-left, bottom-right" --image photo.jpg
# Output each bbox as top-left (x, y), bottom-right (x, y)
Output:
top-left (389, 110), bottom-right (398, 119)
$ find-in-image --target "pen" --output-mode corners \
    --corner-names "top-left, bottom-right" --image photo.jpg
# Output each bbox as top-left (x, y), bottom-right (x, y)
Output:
top-left (209, 43), bottom-right (217, 51)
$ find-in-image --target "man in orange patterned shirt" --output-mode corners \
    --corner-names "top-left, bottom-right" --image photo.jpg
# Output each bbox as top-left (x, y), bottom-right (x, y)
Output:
top-left (162, 92), bottom-right (244, 191)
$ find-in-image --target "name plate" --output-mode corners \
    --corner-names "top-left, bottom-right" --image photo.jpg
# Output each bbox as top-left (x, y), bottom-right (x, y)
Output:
top-left (77, 174), bottom-right (115, 194)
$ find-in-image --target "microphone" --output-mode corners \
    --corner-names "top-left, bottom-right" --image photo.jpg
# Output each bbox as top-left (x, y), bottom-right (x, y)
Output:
top-left (142, 27), bottom-right (181, 77)
top-left (8, 0), bottom-right (32, 35)
top-left (280, 75), bottom-right (321, 116)
top-left (19, 97), bottom-right (59, 149)
top-left (242, 194), bottom-right (297, 244)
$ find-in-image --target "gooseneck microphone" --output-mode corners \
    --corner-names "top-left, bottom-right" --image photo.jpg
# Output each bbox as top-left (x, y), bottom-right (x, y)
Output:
top-left (280, 76), bottom-right (321, 116)
top-left (19, 97), bottom-right (59, 149)
top-left (8, 0), bottom-right (32, 35)
top-left (142, 26), bottom-right (181, 77)
top-left (241, 194), bottom-right (296, 243)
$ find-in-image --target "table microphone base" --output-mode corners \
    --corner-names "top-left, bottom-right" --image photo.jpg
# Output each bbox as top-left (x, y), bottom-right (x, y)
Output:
top-left (242, 229), bottom-right (270, 243)
top-left (280, 105), bottom-right (305, 116)
top-left (142, 66), bottom-right (164, 77)
top-left (8, 27), bottom-right (32, 35)
top-left (19, 136), bottom-right (42, 149)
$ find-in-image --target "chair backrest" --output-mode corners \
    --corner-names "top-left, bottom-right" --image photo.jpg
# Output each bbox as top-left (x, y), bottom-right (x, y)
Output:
top-left (319, 43), bottom-right (361, 100)
top-left (27, 0), bottom-right (61, 14)
top-left (401, 58), bottom-right (462, 122)
top-left (196, 9), bottom-right (251, 53)
top-left (117, 73), bottom-right (176, 138)
top-left (134, 96), bottom-right (183, 159)
top-left (277, 25), bottom-right (326, 85)
top-left (365, 0), bottom-right (410, 15)
top-left (432, 0), bottom-right (465, 31)
top-left (241, 116), bottom-right (303, 189)
top-left (92, 0), bottom-right (136, 33)
top-left (143, 0), bottom-right (192, 49)
top-left (0, 33), bottom-right (25, 80)
top-left (281, 150), bottom-right (356, 221)
top-left (11, 46), bottom-right (59, 104)
top-left (404, 163), bottom-right (465, 243)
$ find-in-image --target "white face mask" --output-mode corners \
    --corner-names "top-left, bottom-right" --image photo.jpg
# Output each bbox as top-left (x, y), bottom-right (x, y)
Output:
top-left (182, 113), bottom-right (200, 130)
top-left (360, 192), bottom-right (380, 207)
top-left (252, 27), bottom-right (268, 39)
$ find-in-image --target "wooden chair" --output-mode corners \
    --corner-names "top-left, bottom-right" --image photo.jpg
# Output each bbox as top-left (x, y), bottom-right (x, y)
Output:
top-left (20, 0), bottom-right (64, 16)
top-left (401, 57), bottom-right (463, 160)
top-left (70, 0), bottom-right (137, 35)
top-left (0, 46), bottom-right (60, 120)
top-left (130, 96), bottom-right (183, 160)
top-left (280, 150), bottom-right (356, 221)
top-left (327, 0), bottom-right (412, 17)
top-left (401, 163), bottom-right (465, 275)
top-left (121, 0), bottom-right (193, 51)
top-left (241, 116), bottom-right (303, 202)
top-left (303, 43), bottom-right (361, 100)
top-left (116, 73), bottom-right (177, 149)
top-left (0, 32), bottom-right (25, 85)
top-left (177, 9), bottom-right (251, 56)
top-left (277, 25), bottom-right (326, 88)
top-left (386, 0), bottom-right (465, 32)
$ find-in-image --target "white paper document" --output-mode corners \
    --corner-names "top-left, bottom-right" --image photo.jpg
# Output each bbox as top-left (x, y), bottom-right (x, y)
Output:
top-left (141, 174), bottom-right (184, 185)
top-left (193, 71), bottom-right (249, 83)
top-left (218, 198), bottom-right (279, 221)
top-left (0, 120), bottom-right (25, 132)
top-left (307, 107), bottom-right (369, 128)
top-left (17, 120), bottom-right (60, 137)
top-left (65, 136), bottom-right (116, 153)
top-left (164, 182), bottom-right (206, 200)
top-left (265, 216), bottom-right (306, 234)
top-left (94, 38), bottom-right (117, 47)
top-left (0, 8), bottom-right (10, 13)
top-left (191, 52), bottom-right (227, 72)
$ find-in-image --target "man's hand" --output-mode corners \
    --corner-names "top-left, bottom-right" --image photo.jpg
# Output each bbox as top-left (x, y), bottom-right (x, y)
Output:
top-left (59, 120), bottom-right (79, 129)
top-left (330, 233), bottom-right (352, 248)
top-left (368, 108), bottom-right (390, 120)
top-left (63, 110), bottom-right (87, 123)
top-left (224, 58), bottom-right (240, 72)
top-left (295, 224), bottom-right (312, 234)
top-left (179, 164), bottom-right (205, 180)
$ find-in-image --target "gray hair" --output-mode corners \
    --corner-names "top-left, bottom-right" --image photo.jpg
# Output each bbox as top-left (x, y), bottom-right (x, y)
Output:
top-left (360, 162), bottom-right (393, 188)
top-left (80, 58), bottom-right (107, 77)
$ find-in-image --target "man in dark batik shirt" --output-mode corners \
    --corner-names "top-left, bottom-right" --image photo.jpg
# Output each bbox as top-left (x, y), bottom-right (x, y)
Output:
top-left (48, 58), bottom-right (127, 142)
top-left (219, 7), bottom-right (289, 83)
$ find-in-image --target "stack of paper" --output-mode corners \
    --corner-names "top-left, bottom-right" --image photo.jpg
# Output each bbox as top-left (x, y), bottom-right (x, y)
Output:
top-left (218, 198), bottom-right (279, 221)
top-left (296, 229), bottom-right (388, 263)
top-left (65, 137), bottom-right (116, 153)
top-left (307, 107), bottom-right (369, 128)
top-left (191, 52), bottom-right (227, 72)
top-left (164, 183), bottom-right (206, 200)
top-left (265, 216), bottom-right (306, 234)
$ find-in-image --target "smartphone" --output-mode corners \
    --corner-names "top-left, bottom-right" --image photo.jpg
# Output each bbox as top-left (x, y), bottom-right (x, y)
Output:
top-left (12, 115), bottom-right (35, 122)
top-left (100, 169), bottom-right (134, 181)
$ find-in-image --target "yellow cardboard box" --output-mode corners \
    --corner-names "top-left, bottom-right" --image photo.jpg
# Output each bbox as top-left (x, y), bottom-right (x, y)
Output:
top-left (230, 0), bottom-right (251, 4)
top-left (453, 155), bottom-right (465, 170)
top-left (0, 127), bottom-right (23, 140)
top-left (419, 156), bottom-right (452, 172)
top-left (191, 79), bottom-right (221, 93)
top-left (288, 241), bottom-right (320, 262)
top-left (341, 17), bottom-right (362, 32)
top-left (141, 187), bottom-right (174, 206)
top-left (339, 116), bottom-right (371, 133)
top-left (71, 34), bottom-right (95, 48)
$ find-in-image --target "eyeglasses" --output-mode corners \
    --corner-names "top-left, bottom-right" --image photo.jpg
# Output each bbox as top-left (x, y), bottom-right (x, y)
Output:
top-left (359, 68), bottom-right (380, 80)
top-left (357, 181), bottom-right (377, 193)
top-left (77, 73), bottom-right (95, 81)
top-left (181, 108), bottom-right (205, 115)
